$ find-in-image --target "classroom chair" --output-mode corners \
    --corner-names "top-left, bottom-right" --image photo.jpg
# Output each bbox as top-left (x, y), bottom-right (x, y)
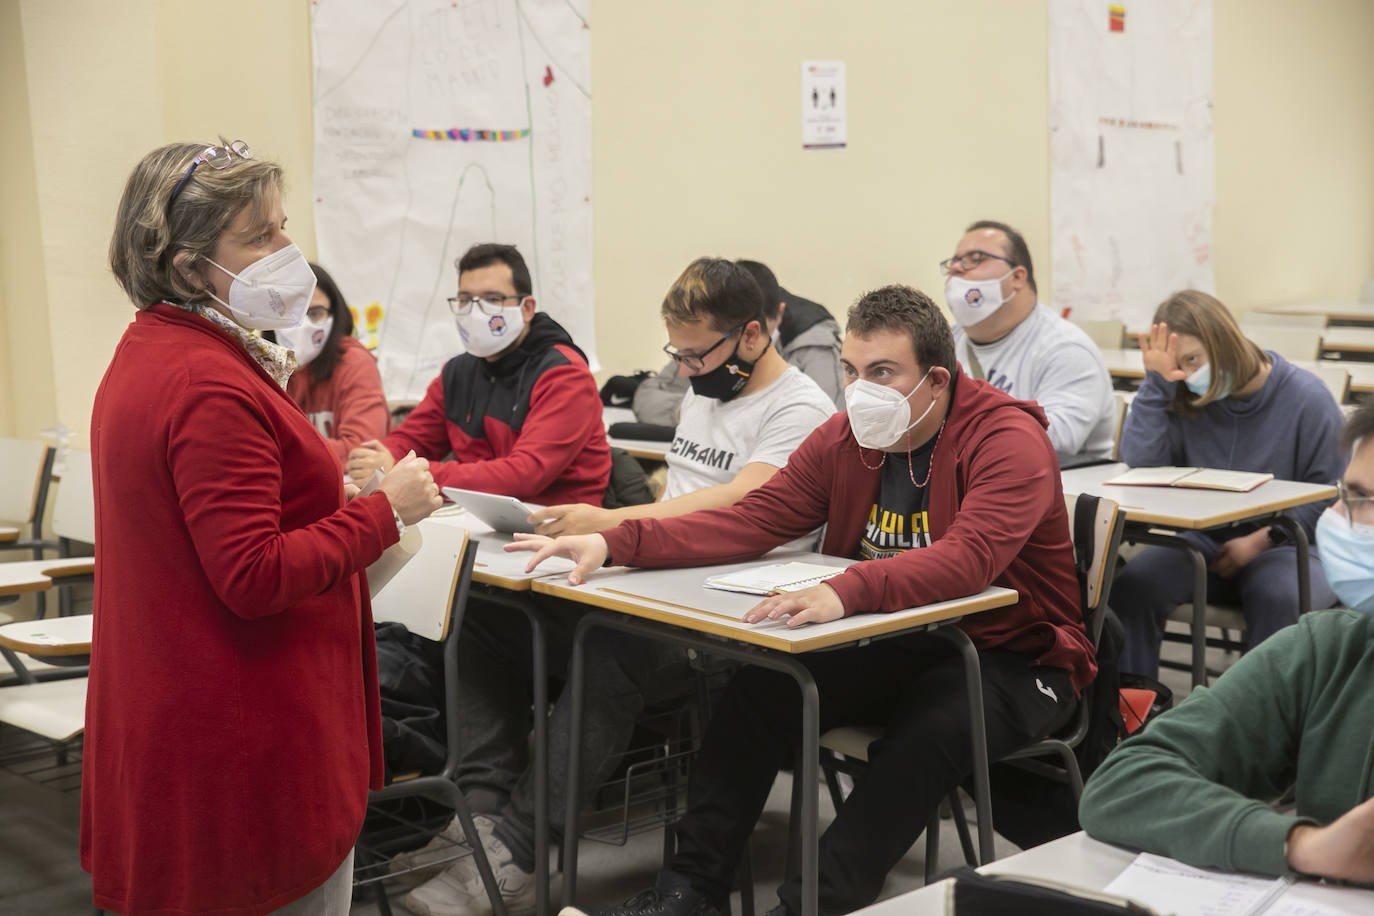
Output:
top-left (351, 519), bottom-right (509, 916)
top-left (1111, 393), bottom-right (1130, 461)
top-left (0, 439), bottom-right (59, 619)
top-left (817, 492), bottom-right (1126, 879)
top-left (1238, 322), bottom-right (1324, 361)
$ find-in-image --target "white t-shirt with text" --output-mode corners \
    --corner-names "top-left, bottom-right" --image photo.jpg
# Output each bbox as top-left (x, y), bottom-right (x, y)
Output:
top-left (663, 366), bottom-right (836, 500)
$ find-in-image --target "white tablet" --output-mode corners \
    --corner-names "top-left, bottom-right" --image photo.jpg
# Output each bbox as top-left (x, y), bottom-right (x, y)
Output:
top-left (441, 487), bottom-right (544, 534)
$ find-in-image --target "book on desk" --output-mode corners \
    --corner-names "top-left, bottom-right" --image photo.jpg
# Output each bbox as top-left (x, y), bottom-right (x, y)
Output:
top-left (704, 561), bottom-right (847, 596)
top-left (1104, 467), bottom-right (1274, 492)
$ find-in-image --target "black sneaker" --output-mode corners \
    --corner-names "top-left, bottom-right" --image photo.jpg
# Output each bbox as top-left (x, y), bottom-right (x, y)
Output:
top-left (592, 871), bottom-right (721, 916)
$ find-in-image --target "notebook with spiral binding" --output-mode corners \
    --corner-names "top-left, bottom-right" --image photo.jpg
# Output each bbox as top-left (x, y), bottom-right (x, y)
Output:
top-left (703, 561), bottom-right (847, 596)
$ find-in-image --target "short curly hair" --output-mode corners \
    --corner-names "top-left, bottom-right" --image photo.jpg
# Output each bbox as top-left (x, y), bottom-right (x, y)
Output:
top-left (109, 141), bottom-right (283, 308)
top-left (846, 285), bottom-right (957, 375)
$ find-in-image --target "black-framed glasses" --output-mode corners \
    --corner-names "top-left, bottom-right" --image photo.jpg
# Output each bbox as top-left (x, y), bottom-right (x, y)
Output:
top-left (447, 293), bottom-right (525, 316)
top-left (168, 140), bottom-right (251, 207)
top-left (938, 250), bottom-right (1015, 275)
top-left (663, 325), bottom-right (742, 373)
top-left (1336, 481), bottom-right (1374, 528)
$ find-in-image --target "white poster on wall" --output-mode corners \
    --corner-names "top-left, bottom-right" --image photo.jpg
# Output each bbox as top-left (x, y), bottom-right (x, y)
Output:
top-left (1049, 0), bottom-right (1214, 330)
top-left (801, 61), bottom-right (846, 150)
top-left (311, 0), bottom-right (594, 401)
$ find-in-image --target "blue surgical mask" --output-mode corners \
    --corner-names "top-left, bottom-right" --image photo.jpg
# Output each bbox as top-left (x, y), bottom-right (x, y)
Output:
top-left (1316, 507), bottom-right (1374, 613)
top-left (1184, 363), bottom-right (1228, 400)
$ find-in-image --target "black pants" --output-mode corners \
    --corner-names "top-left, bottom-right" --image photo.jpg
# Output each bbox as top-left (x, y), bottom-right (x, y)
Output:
top-left (668, 633), bottom-right (1075, 916)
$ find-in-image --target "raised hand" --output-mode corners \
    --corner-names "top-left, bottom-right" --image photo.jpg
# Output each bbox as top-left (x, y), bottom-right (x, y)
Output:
top-left (1138, 322), bottom-right (1189, 382)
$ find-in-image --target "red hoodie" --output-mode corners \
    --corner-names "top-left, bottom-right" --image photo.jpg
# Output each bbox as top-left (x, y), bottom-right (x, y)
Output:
top-left (601, 370), bottom-right (1097, 693)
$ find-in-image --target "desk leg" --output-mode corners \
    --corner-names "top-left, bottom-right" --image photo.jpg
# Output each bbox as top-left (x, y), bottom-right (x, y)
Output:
top-left (1128, 530), bottom-right (1210, 687)
top-left (928, 626), bottom-right (994, 865)
top-left (562, 611), bottom-right (822, 916)
top-left (474, 589), bottom-right (552, 916)
top-left (1269, 516), bottom-right (1312, 616)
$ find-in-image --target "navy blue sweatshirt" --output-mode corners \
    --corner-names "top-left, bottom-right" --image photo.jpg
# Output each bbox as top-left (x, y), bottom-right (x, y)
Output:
top-left (1121, 352), bottom-right (1343, 541)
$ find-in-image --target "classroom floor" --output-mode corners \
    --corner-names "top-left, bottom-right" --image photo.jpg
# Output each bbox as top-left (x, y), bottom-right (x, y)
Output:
top-left (0, 636), bottom-right (1208, 915)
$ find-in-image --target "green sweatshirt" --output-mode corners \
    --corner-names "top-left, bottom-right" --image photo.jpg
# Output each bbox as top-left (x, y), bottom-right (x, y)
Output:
top-left (1079, 609), bottom-right (1374, 876)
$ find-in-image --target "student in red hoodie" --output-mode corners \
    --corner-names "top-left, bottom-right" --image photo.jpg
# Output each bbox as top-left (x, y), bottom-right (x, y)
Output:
top-left (512, 285), bottom-right (1096, 916)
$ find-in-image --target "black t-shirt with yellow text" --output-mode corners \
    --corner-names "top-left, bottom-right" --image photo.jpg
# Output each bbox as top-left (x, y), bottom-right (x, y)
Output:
top-left (857, 436), bottom-right (936, 560)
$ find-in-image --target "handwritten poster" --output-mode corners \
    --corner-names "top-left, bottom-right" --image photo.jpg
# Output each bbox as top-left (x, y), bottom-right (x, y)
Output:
top-left (312, 0), bottom-right (595, 399)
top-left (1050, 0), bottom-right (1214, 329)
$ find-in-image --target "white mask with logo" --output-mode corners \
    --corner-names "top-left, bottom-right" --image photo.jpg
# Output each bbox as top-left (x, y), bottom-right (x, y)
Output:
top-left (844, 370), bottom-right (935, 450)
top-left (276, 315), bottom-right (334, 369)
top-left (456, 302), bottom-right (526, 358)
top-left (945, 269), bottom-right (1013, 328)
top-left (205, 243), bottom-right (318, 331)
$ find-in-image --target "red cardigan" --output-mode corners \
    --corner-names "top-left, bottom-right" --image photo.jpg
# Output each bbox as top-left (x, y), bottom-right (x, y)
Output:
top-left (602, 371), bottom-right (1097, 693)
top-left (286, 336), bottom-right (391, 463)
top-left (82, 305), bottom-right (392, 915)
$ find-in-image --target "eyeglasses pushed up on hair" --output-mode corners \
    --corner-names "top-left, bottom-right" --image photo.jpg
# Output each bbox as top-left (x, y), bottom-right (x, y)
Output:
top-left (168, 140), bottom-right (252, 207)
top-left (448, 294), bottom-right (525, 316)
top-left (937, 250), bottom-right (1015, 275)
top-left (1337, 481), bottom-right (1374, 528)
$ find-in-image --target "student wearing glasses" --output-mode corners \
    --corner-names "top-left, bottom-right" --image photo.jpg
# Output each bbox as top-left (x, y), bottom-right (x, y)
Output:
top-left (399, 258), bottom-right (834, 916)
top-left (345, 243), bottom-right (610, 506)
top-left (89, 141), bottom-right (442, 915)
top-left (1080, 402), bottom-right (1374, 884)
top-left (269, 262), bottom-right (390, 462)
top-left (944, 220), bottom-right (1117, 465)
top-left (1113, 290), bottom-right (1343, 678)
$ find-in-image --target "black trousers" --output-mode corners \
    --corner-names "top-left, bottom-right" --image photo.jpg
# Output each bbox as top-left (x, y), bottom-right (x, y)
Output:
top-left (668, 632), bottom-right (1076, 916)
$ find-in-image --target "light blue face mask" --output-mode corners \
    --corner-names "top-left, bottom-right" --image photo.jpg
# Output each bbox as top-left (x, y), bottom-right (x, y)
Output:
top-left (1316, 507), bottom-right (1374, 613)
top-left (1184, 363), bottom-right (1228, 400)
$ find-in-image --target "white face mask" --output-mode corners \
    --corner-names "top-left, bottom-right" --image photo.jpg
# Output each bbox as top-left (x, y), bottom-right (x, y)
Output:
top-left (456, 301), bottom-right (526, 358)
top-left (844, 370), bottom-right (935, 450)
top-left (276, 315), bottom-right (334, 369)
top-left (945, 269), bottom-right (1013, 328)
top-left (205, 243), bottom-right (318, 331)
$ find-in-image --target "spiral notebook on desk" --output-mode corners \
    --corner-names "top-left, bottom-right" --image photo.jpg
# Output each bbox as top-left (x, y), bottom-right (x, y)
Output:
top-left (704, 561), bottom-right (846, 596)
top-left (1104, 467), bottom-right (1274, 492)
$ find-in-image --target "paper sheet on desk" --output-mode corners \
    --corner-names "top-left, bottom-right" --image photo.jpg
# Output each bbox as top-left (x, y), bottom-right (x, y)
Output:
top-left (1098, 852), bottom-right (1374, 916)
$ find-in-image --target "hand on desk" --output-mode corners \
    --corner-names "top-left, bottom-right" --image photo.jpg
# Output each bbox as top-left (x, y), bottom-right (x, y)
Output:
top-left (1286, 795), bottom-right (1374, 883)
top-left (346, 439), bottom-right (396, 484)
top-left (528, 503), bottom-right (616, 537)
top-left (1209, 529), bottom-right (1270, 578)
top-left (379, 452), bottom-right (443, 525)
top-left (743, 583), bottom-right (846, 628)
top-left (505, 532), bottom-right (609, 585)
top-left (1138, 323), bottom-right (1189, 382)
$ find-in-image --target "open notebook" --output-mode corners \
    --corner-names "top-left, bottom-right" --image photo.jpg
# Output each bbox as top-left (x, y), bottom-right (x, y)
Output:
top-left (1105, 466), bottom-right (1274, 492)
top-left (1102, 851), bottom-right (1374, 915)
top-left (704, 561), bottom-right (847, 596)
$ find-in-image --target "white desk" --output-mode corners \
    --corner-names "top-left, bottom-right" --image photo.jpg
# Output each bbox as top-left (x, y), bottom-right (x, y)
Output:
top-left (605, 437), bottom-right (670, 462)
top-left (0, 613), bottom-right (91, 657)
top-left (535, 556), bottom-right (1018, 916)
top-left (1320, 327), bottom-right (1374, 355)
top-left (1257, 300), bottom-right (1374, 327)
top-left (1062, 462), bottom-right (1335, 685)
top-left (0, 557), bottom-right (94, 598)
top-left (427, 510), bottom-right (575, 591)
top-left (856, 831), bottom-right (1374, 915)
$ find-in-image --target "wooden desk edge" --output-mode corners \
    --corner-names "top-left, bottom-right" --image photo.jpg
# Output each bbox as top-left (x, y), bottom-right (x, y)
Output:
top-left (1117, 485), bottom-right (1336, 530)
top-left (472, 569), bottom-right (536, 591)
top-left (531, 579), bottom-right (1017, 653)
top-left (0, 632), bottom-right (90, 656)
top-left (0, 560), bottom-right (96, 597)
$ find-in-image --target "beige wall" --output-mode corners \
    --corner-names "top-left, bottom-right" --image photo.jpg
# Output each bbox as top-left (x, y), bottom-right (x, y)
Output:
top-left (2, 0), bottom-right (1372, 443)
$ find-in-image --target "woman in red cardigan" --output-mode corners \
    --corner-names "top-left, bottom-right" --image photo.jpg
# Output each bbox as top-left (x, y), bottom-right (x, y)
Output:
top-left (273, 263), bottom-right (391, 463)
top-left (86, 140), bottom-right (442, 915)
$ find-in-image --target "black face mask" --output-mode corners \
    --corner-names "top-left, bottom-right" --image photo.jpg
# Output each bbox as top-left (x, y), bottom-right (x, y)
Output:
top-left (688, 336), bottom-right (770, 402)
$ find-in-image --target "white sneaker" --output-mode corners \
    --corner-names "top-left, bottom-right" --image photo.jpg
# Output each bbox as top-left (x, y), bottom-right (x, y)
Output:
top-left (403, 817), bottom-right (537, 916)
top-left (388, 815), bottom-right (473, 889)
